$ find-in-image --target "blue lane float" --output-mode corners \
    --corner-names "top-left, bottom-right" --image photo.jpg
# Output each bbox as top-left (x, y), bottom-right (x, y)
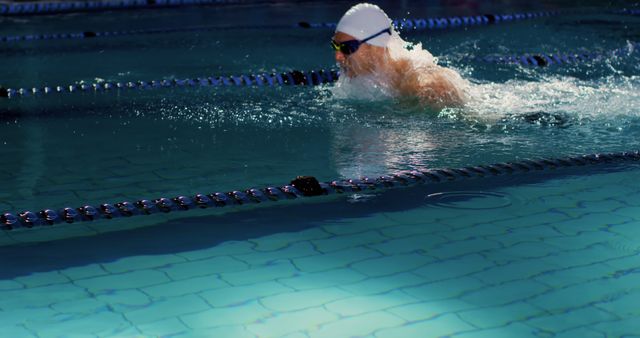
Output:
top-left (0, 0), bottom-right (242, 16)
top-left (470, 42), bottom-right (639, 67)
top-left (2, 151), bottom-right (639, 231)
top-left (0, 69), bottom-right (339, 99)
top-left (0, 10), bottom-right (561, 43)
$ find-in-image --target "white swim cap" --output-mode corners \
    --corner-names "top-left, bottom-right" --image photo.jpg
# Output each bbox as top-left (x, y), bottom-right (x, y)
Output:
top-left (336, 3), bottom-right (392, 47)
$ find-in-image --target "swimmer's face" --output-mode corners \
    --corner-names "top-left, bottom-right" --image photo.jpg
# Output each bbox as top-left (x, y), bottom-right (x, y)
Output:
top-left (333, 31), bottom-right (384, 77)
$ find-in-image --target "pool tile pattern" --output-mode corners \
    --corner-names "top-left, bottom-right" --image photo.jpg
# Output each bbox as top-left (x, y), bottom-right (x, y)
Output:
top-left (1, 169), bottom-right (639, 337)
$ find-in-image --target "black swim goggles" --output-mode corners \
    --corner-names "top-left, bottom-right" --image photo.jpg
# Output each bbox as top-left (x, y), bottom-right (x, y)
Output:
top-left (331, 27), bottom-right (392, 55)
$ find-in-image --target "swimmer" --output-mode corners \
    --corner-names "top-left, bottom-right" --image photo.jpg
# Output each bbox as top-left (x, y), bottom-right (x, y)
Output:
top-left (332, 3), bottom-right (466, 109)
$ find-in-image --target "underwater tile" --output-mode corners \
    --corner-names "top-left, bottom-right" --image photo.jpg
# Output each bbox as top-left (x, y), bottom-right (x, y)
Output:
top-left (74, 269), bottom-right (170, 292)
top-left (595, 289), bottom-right (640, 317)
top-left (387, 298), bottom-right (476, 322)
top-left (141, 274), bottom-right (228, 298)
top-left (124, 294), bottom-right (210, 325)
top-left (413, 254), bottom-right (495, 283)
top-left (552, 327), bottom-right (607, 338)
top-left (95, 289), bottom-right (152, 312)
top-left (542, 230), bottom-right (619, 250)
top-left (181, 300), bottom-right (271, 329)
top-left (278, 268), bottom-right (368, 291)
top-left (382, 206), bottom-right (460, 225)
top-left (351, 253), bottom-right (433, 277)
top-left (378, 222), bottom-right (448, 239)
top-left (591, 317), bottom-right (640, 337)
top-left (102, 254), bottom-right (186, 274)
top-left (542, 244), bottom-right (623, 269)
top-left (220, 261), bottom-right (298, 286)
top-left (442, 222), bottom-right (508, 241)
top-left (324, 290), bottom-right (417, 317)
top-left (0, 307), bottom-right (57, 329)
top-left (247, 306), bottom-right (338, 338)
top-left (486, 242), bottom-right (561, 264)
top-left (553, 213), bottom-right (633, 236)
top-left (0, 280), bottom-right (24, 291)
top-left (375, 313), bottom-right (473, 338)
top-left (457, 302), bottom-right (544, 329)
top-left (292, 247), bottom-right (381, 273)
top-left (604, 254), bottom-right (640, 270)
top-left (178, 241), bottom-right (256, 261)
top-left (0, 325), bottom-right (38, 338)
top-left (261, 287), bottom-right (351, 312)
top-left (402, 276), bottom-right (486, 302)
top-left (99, 324), bottom-right (142, 337)
top-left (528, 276), bottom-right (636, 312)
top-left (61, 263), bottom-right (109, 281)
top-left (461, 279), bottom-right (549, 307)
top-left (510, 211), bottom-right (573, 228)
top-left (533, 262), bottom-right (614, 289)
top-left (199, 281), bottom-right (292, 307)
top-left (338, 272), bottom-right (425, 296)
top-left (235, 241), bottom-right (318, 266)
top-left (311, 230), bottom-right (388, 253)
top-left (160, 256), bottom-right (248, 280)
top-left (472, 258), bottom-right (559, 285)
top-left (608, 220), bottom-right (640, 238)
top-left (0, 283), bottom-right (89, 309)
top-left (450, 323), bottom-right (540, 338)
top-left (485, 225), bottom-right (563, 247)
top-left (251, 228), bottom-right (333, 251)
top-left (321, 215), bottom-right (398, 235)
top-left (577, 199), bottom-right (626, 214)
top-left (369, 233), bottom-right (449, 255)
top-left (174, 325), bottom-right (257, 338)
top-left (51, 297), bottom-right (107, 314)
top-left (427, 238), bottom-right (502, 260)
top-left (525, 306), bottom-right (617, 333)
top-left (309, 311), bottom-right (405, 338)
top-left (28, 311), bottom-right (130, 337)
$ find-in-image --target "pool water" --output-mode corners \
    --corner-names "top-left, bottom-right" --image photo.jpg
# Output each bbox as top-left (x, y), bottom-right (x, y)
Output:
top-left (1, 0), bottom-right (640, 336)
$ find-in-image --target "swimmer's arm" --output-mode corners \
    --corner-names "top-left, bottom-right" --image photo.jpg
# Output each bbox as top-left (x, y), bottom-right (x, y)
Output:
top-left (394, 61), bottom-right (464, 108)
top-left (416, 69), bottom-right (465, 108)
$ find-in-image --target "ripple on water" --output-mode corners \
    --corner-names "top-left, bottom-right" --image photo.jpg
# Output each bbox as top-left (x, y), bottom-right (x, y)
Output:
top-left (425, 191), bottom-right (513, 210)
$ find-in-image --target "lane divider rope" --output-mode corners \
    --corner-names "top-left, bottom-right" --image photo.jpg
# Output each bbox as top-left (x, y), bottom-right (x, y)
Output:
top-left (0, 0), bottom-right (242, 16)
top-left (470, 41), bottom-right (639, 67)
top-left (0, 11), bottom-right (561, 43)
top-left (0, 69), bottom-right (340, 98)
top-left (2, 151), bottom-right (639, 231)
top-left (1, 42), bottom-right (637, 99)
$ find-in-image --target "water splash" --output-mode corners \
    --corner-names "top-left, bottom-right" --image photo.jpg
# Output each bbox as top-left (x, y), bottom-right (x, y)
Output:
top-left (330, 32), bottom-right (469, 109)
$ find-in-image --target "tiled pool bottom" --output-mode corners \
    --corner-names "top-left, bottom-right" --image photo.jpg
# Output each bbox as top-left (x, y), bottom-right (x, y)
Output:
top-left (1, 168), bottom-right (640, 338)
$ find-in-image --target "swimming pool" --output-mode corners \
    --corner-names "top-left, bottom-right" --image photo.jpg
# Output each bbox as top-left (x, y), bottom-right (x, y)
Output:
top-left (1, 0), bottom-right (640, 336)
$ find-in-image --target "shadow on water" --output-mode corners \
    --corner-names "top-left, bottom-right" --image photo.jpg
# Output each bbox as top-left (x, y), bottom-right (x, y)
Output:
top-left (0, 161), bottom-right (638, 279)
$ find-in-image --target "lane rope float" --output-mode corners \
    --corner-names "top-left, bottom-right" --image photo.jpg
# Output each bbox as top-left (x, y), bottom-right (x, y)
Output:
top-left (1, 41), bottom-right (637, 100)
top-left (0, 11), bottom-right (561, 43)
top-left (470, 41), bottom-right (639, 67)
top-left (0, 0), bottom-right (243, 16)
top-left (0, 69), bottom-right (340, 99)
top-left (2, 151), bottom-right (639, 231)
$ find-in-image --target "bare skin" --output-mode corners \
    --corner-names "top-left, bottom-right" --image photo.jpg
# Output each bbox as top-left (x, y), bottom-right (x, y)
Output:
top-left (333, 31), bottom-right (465, 109)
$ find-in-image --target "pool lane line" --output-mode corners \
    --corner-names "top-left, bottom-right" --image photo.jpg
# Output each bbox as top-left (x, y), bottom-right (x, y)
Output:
top-left (0, 0), bottom-right (245, 16)
top-left (0, 69), bottom-right (341, 99)
top-left (0, 11), bottom-right (561, 43)
top-left (2, 151), bottom-right (639, 231)
top-left (2, 41), bottom-right (638, 100)
top-left (470, 41), bottom-right (639, 67)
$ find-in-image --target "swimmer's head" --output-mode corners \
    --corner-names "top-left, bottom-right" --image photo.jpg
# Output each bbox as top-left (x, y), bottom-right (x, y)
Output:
top-left (332, 3), bottom-right (393, 76)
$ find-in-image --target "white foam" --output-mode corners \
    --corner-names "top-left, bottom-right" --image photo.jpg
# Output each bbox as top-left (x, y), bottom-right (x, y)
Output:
top-left (330, 32), bottom-right (469, 106)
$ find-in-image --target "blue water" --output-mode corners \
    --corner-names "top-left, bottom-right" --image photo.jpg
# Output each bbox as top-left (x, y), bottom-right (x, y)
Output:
top-left (1, 1), bottom-right (640, 337)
